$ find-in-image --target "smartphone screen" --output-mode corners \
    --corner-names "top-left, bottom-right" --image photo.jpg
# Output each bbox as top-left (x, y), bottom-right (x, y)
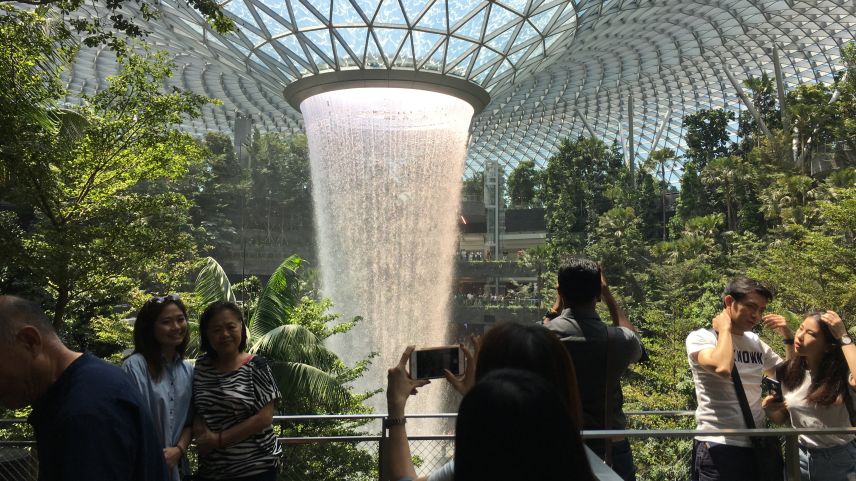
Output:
top-left (411, 346), bottom-right (461, 380)
top-left (762, 377), bottom-right (783, 401)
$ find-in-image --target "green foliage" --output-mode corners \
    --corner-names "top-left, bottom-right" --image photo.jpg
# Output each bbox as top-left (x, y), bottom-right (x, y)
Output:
top-left (0, 15), bottom-right (213, 338)
top-left (506, 159), bottom-right (542, 208)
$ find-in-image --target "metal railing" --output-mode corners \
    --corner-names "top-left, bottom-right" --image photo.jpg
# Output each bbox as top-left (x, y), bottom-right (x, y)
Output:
top-left (3, 412), bottom-right (856, 480)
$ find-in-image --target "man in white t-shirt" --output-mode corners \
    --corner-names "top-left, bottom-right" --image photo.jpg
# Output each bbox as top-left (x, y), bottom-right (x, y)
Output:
top-left (686, 276), bottom-right (794, 481)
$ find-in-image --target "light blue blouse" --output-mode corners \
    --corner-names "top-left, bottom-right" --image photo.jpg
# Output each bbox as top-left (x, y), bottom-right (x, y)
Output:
top-left (123, 352), bottom-right (193, 481)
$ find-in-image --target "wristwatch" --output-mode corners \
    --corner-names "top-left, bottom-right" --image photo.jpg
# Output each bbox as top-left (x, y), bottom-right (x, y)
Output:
top-left (841, 335), bottom-right (853, 346)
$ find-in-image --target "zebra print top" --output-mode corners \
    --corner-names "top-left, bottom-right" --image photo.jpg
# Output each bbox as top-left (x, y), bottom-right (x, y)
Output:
top-left (193, 354), bottom-right (282, 479)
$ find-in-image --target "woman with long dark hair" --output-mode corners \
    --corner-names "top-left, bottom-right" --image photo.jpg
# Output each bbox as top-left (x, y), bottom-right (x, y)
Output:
top-left (192, 301), bottom-right (281, 481)
top-left (123, 294), bottom-right (193, 481)
top-left (386, 322), bottom-right (594, 481)
top-left (764, 310), bottom-right (856, 481)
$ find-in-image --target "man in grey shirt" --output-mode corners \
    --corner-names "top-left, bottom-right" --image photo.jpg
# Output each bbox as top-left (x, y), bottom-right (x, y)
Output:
top-left (544, 257), bottom-right (644, 481)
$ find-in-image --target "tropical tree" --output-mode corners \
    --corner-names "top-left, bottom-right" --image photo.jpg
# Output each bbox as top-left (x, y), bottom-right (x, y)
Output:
top-left (1, 25), bottom-right (212, 331)
top-left (506, 160), bottom-right (542, 208)
top-left (194, 256), bottom-right (352, 407)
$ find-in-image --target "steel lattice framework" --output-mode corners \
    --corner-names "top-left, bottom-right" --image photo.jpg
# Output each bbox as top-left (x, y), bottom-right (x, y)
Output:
top-left (63, 0), bottom-right (856, 181)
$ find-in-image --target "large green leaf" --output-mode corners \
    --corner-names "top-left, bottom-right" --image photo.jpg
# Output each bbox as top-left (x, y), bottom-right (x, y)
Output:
top-left (249, 254), bottom-right (301, 338)
top-left (195, 256), bottom-right (235, 306)
top-left (269, 361), bottom-right (350, 409)
top-left (249, 324), bottom-right (338, 367)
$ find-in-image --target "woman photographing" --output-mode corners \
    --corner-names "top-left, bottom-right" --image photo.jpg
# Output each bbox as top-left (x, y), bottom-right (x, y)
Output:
top-left (764, 310), bottom-right (856, 481)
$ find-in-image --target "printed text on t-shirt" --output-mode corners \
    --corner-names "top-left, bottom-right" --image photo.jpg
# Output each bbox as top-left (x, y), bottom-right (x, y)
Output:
top-left (733, 350), bottom-right (763, 364)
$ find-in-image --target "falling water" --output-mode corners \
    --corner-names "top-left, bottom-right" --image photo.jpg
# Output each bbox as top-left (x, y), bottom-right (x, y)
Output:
top-left (301, 88), bottom-right (474, 414)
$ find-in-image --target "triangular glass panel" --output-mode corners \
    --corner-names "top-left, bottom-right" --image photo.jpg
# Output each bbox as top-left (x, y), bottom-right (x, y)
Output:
top-left (486, 27), bottom-right (514, 52)
top-left (447, 50), bottom-right (475, 77)
top-left (446, 36), bottom-right (474, 64)
top-left (422, 38), bottom-right (445, 72)
top-left (472, 45), bottom-right (500, 73)
top-left (332, 34), bottom-right (360, 68)
top-left (353, 0), bottom-right (381, 22)
top-left (290, 0), bottom-right (324, 29)
top-left (254, 6), bottom-right (290, 37)
top-left (454, 7), bottom-right (486, 40)
top-left (471, 69), bottom-right (490, 85)
top-left (375, 0), bottom-right (407, 25)
top-left (365, 33), bottom-right (387, 67)
top-left (412, 30), bottom-right (443, 64)
top-left (279, 34), bottom-right (310, 64)
top-left (544, 32), bottom-right (562, 52)
top-left (496, 0), bottom-right (527, 15)
top-left (493, 59), bottom-right (512, 77)
top-left (511, 20), bottom-right (539, 49)
top-left (311, 0), bottom-right (331, 22)
top-left (240, 27), bottom-right (265, 47)
top-left (402, 0), bottom-right (432, 25)
top-left (486, 3), bottom-right (517, 35)
top-left (506, 48), bottom-right (526, 65)
top-left (333, 0), bottom-right (365, 25)
top-left (303, 29), bottom-right (335, 64)
top-left (270, 39), bottom-right (301, 74)
top-left (336, 26), bottom-right (369, 60)
top-left (530, 5), bottom-right (560, 32)
top-left (374, 27), bottom-right (408, 59)
top-left (417, 0), bottom-right (447, 31)
top-left (448, 0), bottom-right (481, 29)
top-left (392, 33), bottom-right (415, 68)
top-left (224, 0), bottom-right (256, 25)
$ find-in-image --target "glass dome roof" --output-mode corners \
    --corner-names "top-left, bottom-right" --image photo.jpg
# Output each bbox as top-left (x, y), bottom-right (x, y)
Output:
top-left (63, 0), bottom-right (856, 182)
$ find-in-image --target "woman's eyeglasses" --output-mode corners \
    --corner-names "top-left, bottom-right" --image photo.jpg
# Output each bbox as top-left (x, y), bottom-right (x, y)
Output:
top-left (148, 294), bottom-right (181, 304)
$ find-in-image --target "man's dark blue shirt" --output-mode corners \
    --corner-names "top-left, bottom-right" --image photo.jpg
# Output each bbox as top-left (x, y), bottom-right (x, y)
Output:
top-left (28, 352), bottom-right (167, 481)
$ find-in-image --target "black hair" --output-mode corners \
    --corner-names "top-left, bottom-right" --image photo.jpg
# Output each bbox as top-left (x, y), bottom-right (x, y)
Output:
top-left (723, 276), bottom-right (774, 303)
top-left (557, 257), bottom-right (601, 305)
top-left (0, 295), bottom-right (55, 341)
top-left (198, 301), bottom-right (247, 358)
top-left (476, 322), bottom-right (584, 427)
top-left (453, 369), bottom-right (595, 481)
top-left (132, 295), bottom-right (189, 381)
top-left (779, 311), bottom-right (849, 406)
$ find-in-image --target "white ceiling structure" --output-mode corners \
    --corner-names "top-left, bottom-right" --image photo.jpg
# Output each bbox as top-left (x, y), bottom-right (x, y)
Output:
top-left (63, 0), bottom-right (856, 182)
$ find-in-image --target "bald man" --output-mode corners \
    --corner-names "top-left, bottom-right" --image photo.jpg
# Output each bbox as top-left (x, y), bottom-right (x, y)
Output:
top-left (0, 295), bottom-right (167, 481)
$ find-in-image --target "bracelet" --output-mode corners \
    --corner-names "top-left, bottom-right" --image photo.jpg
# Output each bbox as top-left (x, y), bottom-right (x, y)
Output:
top-left (783, 338), bottom-right (795, 345)
top-left (176, 444), bottom-right (186, 456)
top-left (385, 417), bottom-right (407, 428)
top-left (218, 431), bottom-right (223, 449)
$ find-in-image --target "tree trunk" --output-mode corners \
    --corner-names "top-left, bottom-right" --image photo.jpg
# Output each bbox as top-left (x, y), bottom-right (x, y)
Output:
top-left (53, 284), bottom-right (69, 331)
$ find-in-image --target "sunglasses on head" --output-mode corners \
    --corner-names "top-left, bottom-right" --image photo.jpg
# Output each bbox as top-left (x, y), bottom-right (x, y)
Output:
top-left (148, 294), bottom-right (181, 304)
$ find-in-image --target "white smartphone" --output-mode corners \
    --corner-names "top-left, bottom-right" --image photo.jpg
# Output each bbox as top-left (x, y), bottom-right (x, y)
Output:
top-left (410, 345), bottom-right (465, 380)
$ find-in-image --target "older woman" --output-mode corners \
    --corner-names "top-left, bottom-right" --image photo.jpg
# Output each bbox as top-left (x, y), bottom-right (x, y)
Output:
top-left (123, 294), bottom-right (193, 481)
top-left (193, 301), bottom-right (281, 481)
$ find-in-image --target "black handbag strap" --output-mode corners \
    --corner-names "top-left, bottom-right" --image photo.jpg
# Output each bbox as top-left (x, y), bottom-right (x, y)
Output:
top-left (730, 366), bottom-right (758, 430)
top-left (603, 326), bottom-right (615, 466)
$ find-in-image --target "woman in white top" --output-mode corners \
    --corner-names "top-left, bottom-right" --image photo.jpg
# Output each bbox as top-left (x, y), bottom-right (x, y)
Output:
top-left (764, 310), bottom-right (856, 481)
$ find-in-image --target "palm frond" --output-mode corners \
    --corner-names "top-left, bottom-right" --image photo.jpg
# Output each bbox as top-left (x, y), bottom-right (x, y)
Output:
top-left (269, 361), bottom-right (351, 409)
top-left (249, 255), bottom-right (301, 338)
top-left (195, 257), bottom-right (235, 306)
top-left (249, 324), bottom-right (337, 367)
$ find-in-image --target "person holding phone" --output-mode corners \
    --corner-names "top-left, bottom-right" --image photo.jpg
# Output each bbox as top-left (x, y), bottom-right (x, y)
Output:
top-left (385, 323), bottom-right (594, 481)
top-left (763, 310), bottom-right (856, 481)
